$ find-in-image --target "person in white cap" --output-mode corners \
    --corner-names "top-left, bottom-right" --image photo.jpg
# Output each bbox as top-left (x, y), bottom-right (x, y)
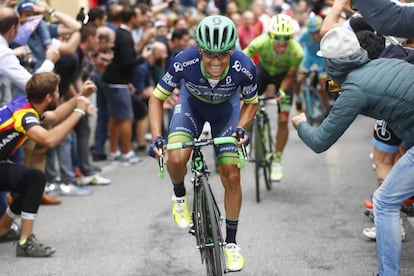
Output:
top-left (292, 26), bottom-right (414, 276)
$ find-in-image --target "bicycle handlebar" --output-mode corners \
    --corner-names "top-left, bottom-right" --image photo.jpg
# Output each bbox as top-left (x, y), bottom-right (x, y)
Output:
top-left (258, 95), bottom-right (277, 101)
top-left (157, 137), bottom-right (247, 178)
top-left (166, 136), bottom-right (236, 150)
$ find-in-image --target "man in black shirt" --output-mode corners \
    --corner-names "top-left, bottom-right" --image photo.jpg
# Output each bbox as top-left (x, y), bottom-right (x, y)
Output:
top-left (102, 5), bottom-right (144, 166)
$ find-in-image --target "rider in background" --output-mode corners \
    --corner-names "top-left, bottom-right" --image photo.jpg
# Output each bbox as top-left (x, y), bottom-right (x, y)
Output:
top-left (243, 13), bottom-right (304, 182)
top-left (147, 15), bottom-right (258, 272)
top-left (296, 13), bottom-right (329, 115)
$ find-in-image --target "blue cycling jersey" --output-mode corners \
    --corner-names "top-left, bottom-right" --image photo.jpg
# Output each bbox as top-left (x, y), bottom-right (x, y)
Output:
top-left (154, 45), bottom-right (258, 105)
top-left (298, 30), bottom-right (326, 76)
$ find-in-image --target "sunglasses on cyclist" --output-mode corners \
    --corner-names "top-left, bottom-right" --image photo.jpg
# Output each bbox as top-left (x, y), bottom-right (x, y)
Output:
top-left (200, 49), bottom-right (232, 59)
top-left (272, 35), bottom-right (292, 42)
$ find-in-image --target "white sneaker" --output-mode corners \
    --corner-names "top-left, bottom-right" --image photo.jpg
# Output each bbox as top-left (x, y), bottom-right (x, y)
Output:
top-left (270, 162), bottom-right (284, 182)
top-left (108, 151), bottom-right (121, 164)
top-left (120, 151), bottom-right (145, 167)
top-left (44, 182), bottom-right (60, 194)
top-left (59, 183), bottom-right (92, 196)
top-left (363, 219), bottom-right (406, 241)
top-left (79, 174), bottom-right (111, 185)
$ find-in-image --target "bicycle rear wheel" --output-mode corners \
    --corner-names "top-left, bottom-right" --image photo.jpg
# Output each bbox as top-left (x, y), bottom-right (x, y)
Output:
top-left (196, 176), bottom-right (224, 276)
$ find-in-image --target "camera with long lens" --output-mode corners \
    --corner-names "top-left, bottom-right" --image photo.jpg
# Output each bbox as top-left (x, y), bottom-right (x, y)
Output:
top-left (19, 54), bottom-right (36, 70)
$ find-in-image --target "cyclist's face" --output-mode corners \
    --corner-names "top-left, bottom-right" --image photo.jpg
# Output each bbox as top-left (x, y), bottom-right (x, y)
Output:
top-left (310, 32), bottom-right (322, 42)
top-left (200, 49), bottom-right (232, 79)
top-left (273, 41), bottom-right (289, 55)
top-left (271, 35), bottom-right (291, 55)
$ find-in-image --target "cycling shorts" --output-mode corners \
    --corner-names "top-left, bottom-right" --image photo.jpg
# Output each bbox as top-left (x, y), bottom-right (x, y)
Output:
top-left (256, 63), bottom-right (293, 113)
top-left (168, 88), bottom-right (241, 166)
top-left (372, 119), bottom-right (413, 152)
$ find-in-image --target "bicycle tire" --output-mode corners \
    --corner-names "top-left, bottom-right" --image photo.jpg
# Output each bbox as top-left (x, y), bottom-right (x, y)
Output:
top-left (247, 118), bottom-right (256, 162)
top-left (197, 176), bottom-right (224, 276)
top-left (252, 118), bottom-right (263, 203)
top-left (304, 87), bottom-right (324, 126)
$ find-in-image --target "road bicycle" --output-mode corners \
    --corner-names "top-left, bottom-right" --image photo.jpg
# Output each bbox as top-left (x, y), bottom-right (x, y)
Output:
top-left (248, 95), bottom-right (277, 203)
top-left (157, 136), bottom-right (246, 276)
top-left (298, 65), bottom-right (326, 126)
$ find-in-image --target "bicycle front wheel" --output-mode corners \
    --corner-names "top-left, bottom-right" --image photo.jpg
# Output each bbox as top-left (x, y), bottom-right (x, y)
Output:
top-left (197, 176), bottom-right (224, 276)
top-left (304, 88), bottom-right (324, 126)
top-left (252, 118), bottom-right (264, 203)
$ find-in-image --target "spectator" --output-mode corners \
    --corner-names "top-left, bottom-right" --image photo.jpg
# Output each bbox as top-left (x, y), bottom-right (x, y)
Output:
top-left (90, 27), bottom-right (115, 161)
top-left (106, 3), bottom-right (123, 32)
top-left (69, 23), bottom-right (110, 186)
top-left (132, 3), bottom-right (156, 55)
top-left (291, 26), bottom-right (414, 276)
top-left (132, 41), bottom-right (168, 152)
top-left (88, 6), bottom-right (107, 27)
top-left (0, 72), bottom-right (96, 257)
top-left (352, 0), bottom-right (414, 37)
top-left (102, 4), bottom-right (144, 166)
top-left (96, 25), bottom-right (115, 51)
top-left (0, 6), bottom-right (60, 210)
top-left (238, 10), bottom-right (262, 64)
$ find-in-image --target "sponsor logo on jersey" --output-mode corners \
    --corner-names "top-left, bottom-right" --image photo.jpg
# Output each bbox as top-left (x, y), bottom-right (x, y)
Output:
top-left (24, 116), bottom-right (39, 125)
top-left (231, 60), bottom-right (254, 80)
top-left (173, 58), bottom-right (200, 72)
top-left (242, 84), bottom-right (257, 96)
top-left (162, 72), bottom-right (177, 87)
top-left (0, 132), bottom-right (19, 151)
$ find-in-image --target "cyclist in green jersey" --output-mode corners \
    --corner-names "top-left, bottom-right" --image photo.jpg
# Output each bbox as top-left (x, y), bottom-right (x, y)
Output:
top-left (243, 14), bottom-right (304, 182)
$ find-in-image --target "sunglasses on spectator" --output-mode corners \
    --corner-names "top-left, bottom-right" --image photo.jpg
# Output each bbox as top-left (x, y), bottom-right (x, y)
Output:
top-left (272, 35), bottom-right (292, 42)
top-left (200, 49), bottom-right (233, 59)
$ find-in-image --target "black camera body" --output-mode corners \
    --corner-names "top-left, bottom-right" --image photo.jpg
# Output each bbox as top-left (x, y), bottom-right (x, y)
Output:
top-left (19, 55), bottom-right (36, 69)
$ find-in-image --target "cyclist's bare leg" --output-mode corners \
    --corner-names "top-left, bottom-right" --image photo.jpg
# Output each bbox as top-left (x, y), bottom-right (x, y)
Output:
top-left (275, 112), bottom-right (289, 155)
top-left (318, 77), bottom-right (329, 111)
top-left (295, 72), bottom-right (306, 113)
top-left (219, 164), bottom-right (242, 219)
top-left (166, 148), bottom-right (192, 183)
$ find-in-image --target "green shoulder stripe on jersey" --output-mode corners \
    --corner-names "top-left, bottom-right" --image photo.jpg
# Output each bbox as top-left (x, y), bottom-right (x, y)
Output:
top-left (243, 93), bottom-right (258, 104)
top-left (153, 84), bottom-right (172, 101)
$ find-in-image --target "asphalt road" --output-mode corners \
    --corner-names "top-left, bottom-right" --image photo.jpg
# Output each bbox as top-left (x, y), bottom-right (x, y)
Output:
top-left (1, 103), bottom-right (414, 276)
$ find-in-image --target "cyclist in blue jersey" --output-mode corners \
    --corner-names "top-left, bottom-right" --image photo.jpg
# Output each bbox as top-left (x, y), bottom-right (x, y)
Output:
top-left (148, 15), bottom-right (258, 272)
top-left (296, 13), bottom-right (329, 114)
